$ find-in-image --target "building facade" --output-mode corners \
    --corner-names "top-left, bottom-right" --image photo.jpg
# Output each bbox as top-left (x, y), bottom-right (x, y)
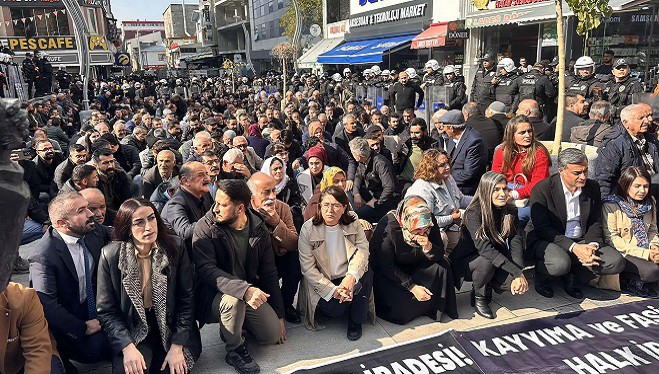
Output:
top-left (164, 2), bottom-right (203, 68)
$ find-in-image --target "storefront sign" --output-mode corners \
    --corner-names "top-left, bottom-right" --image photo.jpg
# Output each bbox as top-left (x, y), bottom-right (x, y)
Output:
top-left (350, 0), bottom-right (416, 15)
top-left (2, 36), bottom-right (109, 51)
top-left (0, 0), bottom-right (102, 7)
top-left (347, 0), bottom-right (432, 40)
top-left (472, 0), bottom-right (552, 11)
top-left (326, 20), bottom-right (349, 39)
top-left (448, 30), bottom-right (469, 39)
top-left (350, 3), bottom-right (428, 29)
top-left (465, 0), bottom-right (564, 28)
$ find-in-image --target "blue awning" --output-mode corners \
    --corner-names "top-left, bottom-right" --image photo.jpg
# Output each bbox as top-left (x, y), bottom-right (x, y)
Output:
top-left (317, 35), bottom-right (414, 65)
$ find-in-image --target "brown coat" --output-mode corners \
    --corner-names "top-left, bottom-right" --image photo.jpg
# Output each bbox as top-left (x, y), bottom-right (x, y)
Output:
top-left (0, 283), bottom-right (59, 374)
top-left (602, 202), bottom-right (659, 260)
top-left (269, 199), bottom-right (299, 255)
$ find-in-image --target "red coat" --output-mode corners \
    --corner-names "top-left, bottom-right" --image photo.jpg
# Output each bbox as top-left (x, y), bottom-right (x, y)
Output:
top-left (491, 146), bottom-right (550, 199)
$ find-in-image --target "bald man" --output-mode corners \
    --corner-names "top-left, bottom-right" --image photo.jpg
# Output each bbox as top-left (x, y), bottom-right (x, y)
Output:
top-left (233, 135), bottom-right (263, 173)
top-left (516, 99), bottom-right (553, 141)
top-left (247, 173), bottom-right (301, 323)
top-left (79, 188), bottom-right (114, 226)
top-left (143, 149), bottom-right (179, 199)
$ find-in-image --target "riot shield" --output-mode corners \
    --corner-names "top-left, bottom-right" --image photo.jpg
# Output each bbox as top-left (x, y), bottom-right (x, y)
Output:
top-left (354, 84), bottom-right (367, 103)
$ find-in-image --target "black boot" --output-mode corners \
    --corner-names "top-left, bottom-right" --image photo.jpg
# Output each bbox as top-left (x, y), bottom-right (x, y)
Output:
top-left (562, 273), bottom-right (583, 299)
top-left (470, 287), bottom-right (495, 319)
top-left (534, 270), bottom-right (554, 298)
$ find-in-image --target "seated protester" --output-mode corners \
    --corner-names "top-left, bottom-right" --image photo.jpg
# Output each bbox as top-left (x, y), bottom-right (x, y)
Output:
top-left (549, 94), bottom-right (588, 142)
top-left (184, 131), bottom-right (213, 163)
top-left (394, 118), bottom-right (437, 192)
top-left (28, 192), bottom-right (113, 369)
top-left (248, 173), bottom-right (302, 323)
top-left (261, 156), bottom-right (304, 230)
top-left (221, 148), bottom-right (252, 180)
top-left (438, 110), bottom-right (488, 195)
top-left (32, 140), bottom-right (65, 201)
top-left (370, 196), bottom-right (458, 325)
top-left (193, 179), bottom-right (286, 374)
top-left (60, 164), bottom-right (99, 193)
top-left (264, 129), bottom-right (304, 170)
top-left (293, 121), bottom-right (356, 181)
top-left (406, 149), bottom-right (471, 254)
top-left (150, 178), bottom-right (180, 213)
top-left (233, 136), bottom-right (264, 174)
top-left (96, 198), bottom-right (201, 373)
top-left (80, 188), bottom-right (116, 227)
top-left (161, 161), bottom-right (212, 257)
top-left (54, 143), bottom-right (88, 191)
top-left (595, 103), bottom-right (659, 197)
top-left (199, 150), bottom-right (221, 198)
top-left (602, 166), bottom-right (659, 297)
top-left (333, 114), bottom-right (365, 157)
top-left (298, 186), bottom-right (372, 339)
top-left (142, 149), bottom-right (179, 199)
top-left (462, 102), bottom-right (501, 163)
top-left (527, 148), bottom-right (626, 299)
top-left (350, 137), bottom-right (398, 223)
top-left (1, 282), bottom-right (65, 373)
top-left (516, 99), bottom-right (552, 141)
top-left (99, 133), bottom-right (142, 180)
top-left (365, 125), bottom-right (393, 164)
top-left (491, 115), bottom-right (551, 226)
top-left (570, 100), bottom-right (613, 147)
top-left (247, 124), bottom-right (270, 159)
top-left (92, 148), bottom-right (132, 211)
top-left (297, 145), bottom-right (328, 205)
top-left (449, 172), bottom-right (528, 319)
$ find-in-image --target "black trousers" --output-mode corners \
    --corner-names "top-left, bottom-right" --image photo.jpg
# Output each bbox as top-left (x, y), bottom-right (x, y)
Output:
top-left (355, 200), bottom-right (397, 224)
top-left (317, 269), bottom-right (373, 325)
top-left (18, 356), bottom-right (65, 374)
top-left (533, 241), bottom-right (626, 283)
top-left (374, 261), bottom-right (457, 325)
top-left (112, 309), bottom-right (168, 374)
top-left (466, 255), bottom-right (515, 293)
top-left (27, 79), bottom-right (34, 99)
top-left (623, 255), bottom-right (659, 283)
top-left (275, 250), bottom-right (302, 308)
top-left (55, 327), bottom-right (111, 364)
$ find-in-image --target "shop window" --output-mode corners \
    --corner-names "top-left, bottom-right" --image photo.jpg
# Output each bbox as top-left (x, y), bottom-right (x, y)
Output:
top-left (87, 8), bottom-right (98, 35)
top-left (158, 53), bottom-right (166, 61)
top-left (326, 0), bottom-right (349, 24)
top-left (10, 7), bottom-right (70, 37)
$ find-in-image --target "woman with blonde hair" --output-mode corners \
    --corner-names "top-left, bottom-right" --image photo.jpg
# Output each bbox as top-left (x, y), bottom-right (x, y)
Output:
top-left (406, 148), bottom-right (471, 254)
top-left (450, 171), bottom-right (527, 319)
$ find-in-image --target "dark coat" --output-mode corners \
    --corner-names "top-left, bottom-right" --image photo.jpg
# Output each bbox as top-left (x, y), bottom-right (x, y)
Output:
top-left (27, 225), bottom-right (112, 341)
top-left (247, 136), bottom-right (270, 160)
top-left (466, 114), bottom-right (502, 162)
top-left (161, 187), bottom-right (212, 253)
top-left (526, 174), bottom-right (604, 258)
top-left (96, 238), bottom-right (201, 361)
top-left (470, 66), bottom-right (497, 108)
top-left (53, 158), bottom-right (76, 191)
top-left (529, 116), bottom-right (553, 141)
top-left (550, 110), bottom-right (586, 142)
top-left (142, 165), bottom-right (180, 200)
top-left (97, 169), bottom-right (132, 211)
top-left (114, 144), bottom-right (142, 179)
top-left (594, 125), bottom-right (659, 196)
top-left (353, 151), bottom-right (398, 209)
top-left (445, 126), bottom-right (488, 195)
top-left (389, 81), bottom-right (424, 113)
top-left (192, 209), bottom-right (285, 325)
top-left (333, 128), bottom-right (365, 157)
top-left (450, 204), bottom-right (524, 288)
top-left (32, 154), bottom-right (64, 196)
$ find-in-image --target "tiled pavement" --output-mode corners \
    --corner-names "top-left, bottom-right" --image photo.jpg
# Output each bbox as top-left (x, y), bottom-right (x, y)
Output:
top-left (12, 244), bottom-right (645, 373)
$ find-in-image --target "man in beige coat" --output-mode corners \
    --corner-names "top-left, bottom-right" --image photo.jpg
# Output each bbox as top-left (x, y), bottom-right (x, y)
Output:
top-left (248, 173), bottom-right (303, 323)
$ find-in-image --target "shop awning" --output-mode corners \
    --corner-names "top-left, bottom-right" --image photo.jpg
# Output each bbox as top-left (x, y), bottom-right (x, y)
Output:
top-left (411, 23), bottom-right (448, 49)
top-left (298, 38), bottom-right (344, 68)
top-left (318, 35), bottom-right (413, 65)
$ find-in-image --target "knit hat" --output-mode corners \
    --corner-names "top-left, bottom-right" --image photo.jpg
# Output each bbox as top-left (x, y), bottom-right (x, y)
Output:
top-left (248, 124), bottom-right (262, 137)
top-left (306, 145), bottom-right (327, 165)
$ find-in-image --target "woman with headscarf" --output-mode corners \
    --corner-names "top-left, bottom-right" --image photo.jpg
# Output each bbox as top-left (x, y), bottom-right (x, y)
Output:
top-left (370, 196), bottom-right (458, 324)
top-left (296, 145), bottom-right (327, 205)
top-left (247, 124), bottom-right (270, 159)
top-left (262, 155), bottom-right (304, 230)
top-left (450, 172), bottom-right (527, 319)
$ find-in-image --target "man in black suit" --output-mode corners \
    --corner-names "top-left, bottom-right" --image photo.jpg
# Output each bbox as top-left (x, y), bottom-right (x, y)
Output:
top-left (526, 148), bottom-right (625, 299)
top-left (161, 161), bottom-right (212, 256)
top-left (439, 110), bottom-right (488, 195)
top-left (461, 102), bottom-right (501, 162)
top-left (28, 192), bottom-right (112, 370)
top-left (516, 99), bottom-right (553, 141)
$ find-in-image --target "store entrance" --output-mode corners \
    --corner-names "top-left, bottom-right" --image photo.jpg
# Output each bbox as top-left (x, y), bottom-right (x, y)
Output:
top-left (498, 24), bottom-right (539, 63)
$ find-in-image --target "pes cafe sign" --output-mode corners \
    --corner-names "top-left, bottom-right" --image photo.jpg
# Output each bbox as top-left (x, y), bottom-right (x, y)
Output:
top-left (3, 35), bottom-right (109, 51)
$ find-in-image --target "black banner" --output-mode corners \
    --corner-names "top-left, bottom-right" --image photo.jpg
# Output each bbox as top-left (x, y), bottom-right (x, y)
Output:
top-left (456, 299), bottom-right (659, 373)
top-left (289, 330), bottom-right (481, 373)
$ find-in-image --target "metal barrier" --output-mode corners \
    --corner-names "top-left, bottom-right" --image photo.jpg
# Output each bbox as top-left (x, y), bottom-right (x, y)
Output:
top-left (354, 84), bottom-right (367, 103)
top-left (417, 85), bottom-right (448, 125)
top-left (365, 86), bottom-right (386, 110)
top-left (1, 64), bottom-right (27, 101)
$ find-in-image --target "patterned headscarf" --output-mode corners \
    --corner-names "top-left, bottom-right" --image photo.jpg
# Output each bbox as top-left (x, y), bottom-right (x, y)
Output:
top-left (396, 195), bottom-right (433, 248)
top-left (261, 156), bottom-right (288, 195)
top-left (319, 167), bottom-right (346, 192)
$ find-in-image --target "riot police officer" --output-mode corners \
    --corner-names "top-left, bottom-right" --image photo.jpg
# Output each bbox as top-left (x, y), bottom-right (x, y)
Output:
top-left (421, 59), bottom-right (443, 88)
top-left (566, 56), bottom-right (606, 104)
top-left (515, 61), bottom-right (556, 114)
top-left (54, 65), bottom-right (71, 91)
top-left (22, 52), bottom-right (38, 99)
top-left (605, 58), bottom-right (643, 119)
top-left (441, 65), bottom-right (467, 110)
top-left (491, 58), bottom-right (519, 112)
top-left (470, 52), bottom-right (497, 112)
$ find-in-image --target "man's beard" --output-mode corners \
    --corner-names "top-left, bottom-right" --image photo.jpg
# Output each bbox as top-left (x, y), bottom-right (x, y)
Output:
top-left (69, 219), bottom-right (95, 236)
top-left (216, 211), bottom-right (238, 225)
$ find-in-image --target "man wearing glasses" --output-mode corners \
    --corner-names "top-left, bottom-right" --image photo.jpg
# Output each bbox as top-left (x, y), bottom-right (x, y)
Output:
top-left (233, 136), bottom-right (263, 173)
top-left (32, 140), bottom-right (64, 201)
top-left (54, 143), bottom-right (88, 191)
top-left (606, 58), bottom-right (643, 119)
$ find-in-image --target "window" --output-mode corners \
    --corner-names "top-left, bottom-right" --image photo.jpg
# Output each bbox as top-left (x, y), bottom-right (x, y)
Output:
top-left (10, 7), bottom-right (70, 37)
top-left (277, 0), bottom-right (284, 10)
top-left (261, 24), bottom-right (266, 40)
top-left (87, 8), bottom-right (98, 34)
top-left (158, 53), bottom-right (166, 61)
top-left (268, 1), bottom-right (274, 13)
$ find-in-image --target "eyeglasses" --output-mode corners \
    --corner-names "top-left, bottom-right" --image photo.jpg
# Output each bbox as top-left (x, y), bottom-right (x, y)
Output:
top-left (321, 203), bottom-right (344, 211)
top-left (614, 65), bottom-right (629, 70)
top-left (202, 159), bottom-right (220, 165)
top-left (37, 147), bottom-right (54, 152)
top-left (235, 144), bottom-right (248, 149)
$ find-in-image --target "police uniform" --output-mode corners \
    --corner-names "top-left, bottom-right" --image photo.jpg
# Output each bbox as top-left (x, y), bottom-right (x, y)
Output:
top-left (516, 67), bottom-right (556, 113)
top-left (606, 75), bottom-right (643, 118)
top-left (492, 72), bottom-right (519, 112)
top-left (442, 75), bottom-right (467, 110)
top-left (566, 74), bottom-right (606, 103)
top-left (470, 65), bottom-right (497, 111)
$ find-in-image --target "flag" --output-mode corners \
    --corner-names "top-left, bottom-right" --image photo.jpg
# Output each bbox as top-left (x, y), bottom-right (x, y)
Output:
top-left (53, 10), bottom-right (58, 16)
top-left (13, 20), bottom-right (17, 25)
top-left (61, 9), bottom-right (66, 14)
top-left (20, 18), bottom-right (25, 23)
top-left (45, 12), bottom-right (50, 18)
top-left (37, 14), bottom-right (42, 20)
top-left (3, 21), bottom-right (8, 27)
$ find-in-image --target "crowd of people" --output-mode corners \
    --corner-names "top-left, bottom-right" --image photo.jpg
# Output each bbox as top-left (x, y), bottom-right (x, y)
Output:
top-left (6, 48), bottom-right (659, 374)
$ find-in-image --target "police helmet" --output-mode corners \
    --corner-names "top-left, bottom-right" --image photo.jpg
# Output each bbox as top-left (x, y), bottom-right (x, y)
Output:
top-left (425, 59), bottom-right (440, 72)
top-left (574, 56), bottom-right (595, 75)
top-left (497, 58), bottom-right (516, 73)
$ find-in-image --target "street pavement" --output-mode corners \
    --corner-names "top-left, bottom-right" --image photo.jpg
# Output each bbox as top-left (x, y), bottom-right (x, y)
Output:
top-left (12, 244), bottom-right (645, 373)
